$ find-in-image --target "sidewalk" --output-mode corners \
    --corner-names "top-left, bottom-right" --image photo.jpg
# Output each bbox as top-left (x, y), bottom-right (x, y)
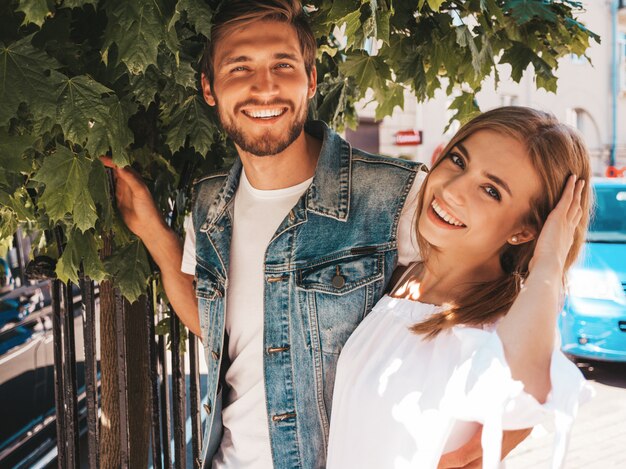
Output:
top-left (504, 361), bottom-right (626, 468)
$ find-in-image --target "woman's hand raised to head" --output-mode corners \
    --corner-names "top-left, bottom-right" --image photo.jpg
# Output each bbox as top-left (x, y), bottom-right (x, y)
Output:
top-left (100, 156), bottom-right (166, 243)
top-left (529, 174), bottom-right (585, 274)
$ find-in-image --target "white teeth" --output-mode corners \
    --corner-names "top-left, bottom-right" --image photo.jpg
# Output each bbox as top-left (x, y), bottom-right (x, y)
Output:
top-left (244, 108), bottom-right (285, 118)
top-left (431, 200), bottom-right (465, 227)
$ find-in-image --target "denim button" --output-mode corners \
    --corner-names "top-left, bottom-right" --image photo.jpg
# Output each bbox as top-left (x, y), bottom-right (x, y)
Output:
top-left (332, 274), bottom-right (345, 289)
top-left (204, 402), bottom-right (211, 415)
top-left (211, 350), bottom-right (220, 360)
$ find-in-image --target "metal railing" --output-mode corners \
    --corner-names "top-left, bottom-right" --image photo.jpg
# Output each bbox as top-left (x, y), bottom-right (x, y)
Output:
top-left (50, 268), bottom-right (205, 468)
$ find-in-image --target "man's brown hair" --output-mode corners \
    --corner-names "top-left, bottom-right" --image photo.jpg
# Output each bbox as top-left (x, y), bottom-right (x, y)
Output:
top-left (201, 0), bottom-right (317, 86)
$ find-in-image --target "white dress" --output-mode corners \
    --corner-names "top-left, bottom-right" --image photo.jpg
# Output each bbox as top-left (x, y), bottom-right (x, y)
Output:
top-left (326, 295), bottom-right (593, 469)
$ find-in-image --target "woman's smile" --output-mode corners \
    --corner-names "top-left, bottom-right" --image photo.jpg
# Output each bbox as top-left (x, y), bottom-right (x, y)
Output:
top-left (428, 197), bottom-right (467, 228)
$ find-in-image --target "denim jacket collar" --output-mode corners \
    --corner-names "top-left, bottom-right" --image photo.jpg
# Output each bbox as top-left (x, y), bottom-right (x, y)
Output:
top-left (303, 120), bottom-right (351, 221)
top-left (200, 158), bottom-right (242, 230)
top-left (204, 120), bottom-right (351, 229)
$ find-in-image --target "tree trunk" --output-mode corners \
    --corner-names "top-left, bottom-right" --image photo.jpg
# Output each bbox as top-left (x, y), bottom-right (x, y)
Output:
top-left (126, 296), bottom-right (151, 468)
top-left (99, 233), bottom-right (151, 468)
top-left (99, 278), bottom-right (120, 468)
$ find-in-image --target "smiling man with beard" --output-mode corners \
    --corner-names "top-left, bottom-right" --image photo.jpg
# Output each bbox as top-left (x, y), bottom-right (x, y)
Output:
top-left (103, 1), bottom-right (530, 468)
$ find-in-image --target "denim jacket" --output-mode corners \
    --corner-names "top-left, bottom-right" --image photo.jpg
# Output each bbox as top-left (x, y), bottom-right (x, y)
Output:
top-left (192, 121), bottom-right (421, 468)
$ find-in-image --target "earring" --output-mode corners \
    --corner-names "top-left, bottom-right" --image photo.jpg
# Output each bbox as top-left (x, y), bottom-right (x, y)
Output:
top-left (511, 236), bottom-right (519, 244)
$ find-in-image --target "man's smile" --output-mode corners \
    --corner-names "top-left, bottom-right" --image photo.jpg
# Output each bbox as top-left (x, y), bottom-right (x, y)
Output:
top-left (241, 107), bottom-right (288, 119)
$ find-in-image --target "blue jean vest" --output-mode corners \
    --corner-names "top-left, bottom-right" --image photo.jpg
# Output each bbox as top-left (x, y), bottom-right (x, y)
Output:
top-left (192, 121), bottom-right (421, 468)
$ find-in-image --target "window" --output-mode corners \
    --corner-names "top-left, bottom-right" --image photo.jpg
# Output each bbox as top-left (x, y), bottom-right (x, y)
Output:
top-left (500, 94), bottom-right (518, 107)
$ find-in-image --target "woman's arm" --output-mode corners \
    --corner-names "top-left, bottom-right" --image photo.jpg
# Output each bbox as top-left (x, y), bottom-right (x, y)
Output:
top-left (497, 175), bottom-right (585, 402)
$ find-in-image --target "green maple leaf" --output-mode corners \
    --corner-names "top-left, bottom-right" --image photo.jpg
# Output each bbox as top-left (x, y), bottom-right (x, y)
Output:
top-left (0, 37), bottom-right (61, 127)
top-left (447, 92), bottom-right (480, 130)
top-left (0, 132), bottom-right (36, 184)
top-left (88, 158), bottom-right (114, 229)
top-left (500, 41), bottom-right (556, 89)
top-left (424, 0), bottom-right (445, 11)
top-left (73, 186), bottom-right (98, 232)
top-left (129, 65), bottom-right (161, 108)
top-left (16, 0), bottom-right (52, 27)
top-left (317, 77), bottom-right (353, 130)
top-left (455, 25), bottom-right (482, 74)
top-left (0, 187), bottom-right (34, 226)
top-left (338, 10), bottom-right (364, 50)
top-left (0, 207), bottom-right (19, 241)
top-left (103, 0), bottom-right (178, 75)
top-left (170, 0), bottom-right (214, 36)
top-left (375, 8), bottom-right (392, 45)
top-left (53, 74), bottom-right (132, 164)
top-left (32, 146), bottom-right (97, 230)
top-left (326, 0), bottom-right (360, 25)
top-left (504, 0), bottom-right (558, 25)
top-left (165, 94), bottom-right (217, 156)
top-left (338, 52), bottom-right (391, 97)
top-left (57, 228), bottom-right (107, 284)
top-left (374, 82), bottom-right (405, 121)
top-left (105, 238), bottom-right (151, 303)
top-left (60, 0), bottom-right (98, 8)
top-left (6, 187), bottom-right (34, 221)
top-left (87, 96), bottom-right (134, 166)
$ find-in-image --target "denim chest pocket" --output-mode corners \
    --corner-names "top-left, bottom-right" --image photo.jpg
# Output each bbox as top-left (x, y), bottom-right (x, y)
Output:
top-left (297, 250), bottom-right (384, 355)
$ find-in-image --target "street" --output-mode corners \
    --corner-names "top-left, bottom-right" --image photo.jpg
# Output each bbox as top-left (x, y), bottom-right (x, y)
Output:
top-left (505, 360), bottom-right (626, 468)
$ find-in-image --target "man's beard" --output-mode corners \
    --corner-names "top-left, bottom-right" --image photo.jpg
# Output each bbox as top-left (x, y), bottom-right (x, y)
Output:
top-left (217, 99), bottom-right (307, 157)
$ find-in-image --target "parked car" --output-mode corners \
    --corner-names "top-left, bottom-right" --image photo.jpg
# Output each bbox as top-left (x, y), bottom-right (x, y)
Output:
top-left (0, 231), bottom-right (98, 468)
top-left (560, 177), bottom-right (626, 362)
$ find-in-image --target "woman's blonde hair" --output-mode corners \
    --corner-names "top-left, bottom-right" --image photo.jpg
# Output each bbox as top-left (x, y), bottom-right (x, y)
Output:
top-left (411, 106), bottom-right (592, 338)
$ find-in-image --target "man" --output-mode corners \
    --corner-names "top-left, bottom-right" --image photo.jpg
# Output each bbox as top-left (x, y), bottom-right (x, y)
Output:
top-left (104, 1), bottom-right (528, 467)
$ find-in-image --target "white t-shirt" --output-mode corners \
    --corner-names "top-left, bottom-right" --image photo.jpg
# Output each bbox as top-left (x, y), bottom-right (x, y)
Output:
top-left (181, 169), bottom-right (425, 468)
top-left (326, 295), bottom-right (593, 469)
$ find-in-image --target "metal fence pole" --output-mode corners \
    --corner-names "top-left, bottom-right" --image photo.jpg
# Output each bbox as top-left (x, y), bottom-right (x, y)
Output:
top-left (79, 273), bottom-right (100, 468)
top-left (52, 226), bottom-right (81, 467)
top-left (114, 292), bottom-right (130, 469)
top-left (147, 282), bottom-right (163, 469)
top-left (170, 312), bottom-right (186, 469)
top-left (188, 334), bottom-right (202, 468)
top-left (61, 280), bottom-right (81, 467)
top-left (51, 279), bottom-right (67, 469)
top-left (158, 301), bottom-right (173, 469)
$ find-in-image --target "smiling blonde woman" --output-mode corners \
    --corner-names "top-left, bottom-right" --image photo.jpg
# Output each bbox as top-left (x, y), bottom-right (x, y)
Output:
top-left (326, 106), bottom-right (594, 469)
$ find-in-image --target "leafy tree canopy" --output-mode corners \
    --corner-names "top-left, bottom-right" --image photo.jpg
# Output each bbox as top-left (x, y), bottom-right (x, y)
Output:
top-left (0, 0), bottom-right (598, 300)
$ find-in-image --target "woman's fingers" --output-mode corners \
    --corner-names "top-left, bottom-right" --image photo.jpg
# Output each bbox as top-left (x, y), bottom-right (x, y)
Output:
top-left (567, 179), bottom-right (585, 222)
top-left (548, 175), bottom-right (576, 223)
top-left (561, 174), bottom-right (577, 212)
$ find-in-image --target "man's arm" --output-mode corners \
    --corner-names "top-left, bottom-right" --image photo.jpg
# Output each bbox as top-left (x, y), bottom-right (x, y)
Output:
top-left (101, 157), bottom-right (200, 337)
top-left (438, 427), bottom-right (531, 469)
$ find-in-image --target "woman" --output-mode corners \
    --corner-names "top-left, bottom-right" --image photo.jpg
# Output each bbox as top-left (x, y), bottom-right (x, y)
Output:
top-left (326, 107), bottom-right (593, 469)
